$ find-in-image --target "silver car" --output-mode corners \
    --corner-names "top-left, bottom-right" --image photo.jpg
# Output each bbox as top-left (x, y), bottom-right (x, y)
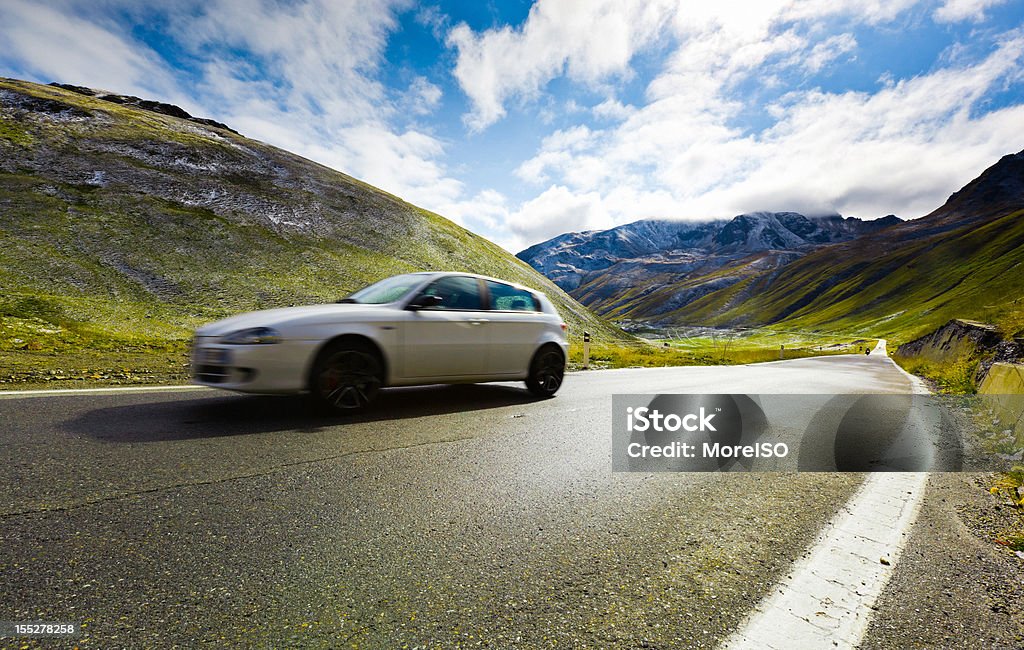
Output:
top-left (191, 272), bottom-right (569, 411)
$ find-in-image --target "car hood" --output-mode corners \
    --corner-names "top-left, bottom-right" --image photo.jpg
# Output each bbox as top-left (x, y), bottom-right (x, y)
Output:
top-left (195, 303), bottom-right (389, 337)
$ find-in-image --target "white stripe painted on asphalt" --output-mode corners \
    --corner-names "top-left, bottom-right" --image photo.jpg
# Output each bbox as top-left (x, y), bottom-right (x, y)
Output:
top-left (0, 385), bottom-right (207, 398)
top-left (722, 471), bottom-right (928, 650)
top-left (723, 338), bottom-right (931, 649)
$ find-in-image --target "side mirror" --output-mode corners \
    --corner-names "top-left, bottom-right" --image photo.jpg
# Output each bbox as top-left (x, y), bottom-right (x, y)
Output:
top-left (408, 294), bottom-right (443, 310)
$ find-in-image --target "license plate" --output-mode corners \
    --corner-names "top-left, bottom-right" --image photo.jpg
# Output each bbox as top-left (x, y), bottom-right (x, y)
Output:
top-left (200, 348), bottom-right (231, 365)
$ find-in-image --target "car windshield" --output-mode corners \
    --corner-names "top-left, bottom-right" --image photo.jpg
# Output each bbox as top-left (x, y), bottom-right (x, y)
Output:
top-left (343, 274), bottom-right (426, 304)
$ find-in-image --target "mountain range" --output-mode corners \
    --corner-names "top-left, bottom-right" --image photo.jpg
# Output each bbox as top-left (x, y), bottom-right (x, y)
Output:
top-left (0, 78), bottom-right (622, 358)
top-left (519, 151), bottom-right (1024, 343)
top-left (518, 211), bottom-right (901, 320)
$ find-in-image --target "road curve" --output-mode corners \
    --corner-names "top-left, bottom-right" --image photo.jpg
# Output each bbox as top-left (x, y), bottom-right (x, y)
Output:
top-left (1, 351), bottom-right (916, 648)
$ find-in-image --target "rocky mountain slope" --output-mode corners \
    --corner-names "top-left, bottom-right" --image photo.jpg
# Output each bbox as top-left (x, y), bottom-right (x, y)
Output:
top-left (518, 212), bottom-right (900, 318)
top-left (0, 78), bottom-right (623, 360)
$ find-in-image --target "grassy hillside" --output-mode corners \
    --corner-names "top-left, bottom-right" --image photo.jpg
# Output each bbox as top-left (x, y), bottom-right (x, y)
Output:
top-left (583, 251), bottom-right (800, 321)
top-left (0, 79), bottom-right (625, 385)
top-left (673, 208), bottom-right (1024, 345)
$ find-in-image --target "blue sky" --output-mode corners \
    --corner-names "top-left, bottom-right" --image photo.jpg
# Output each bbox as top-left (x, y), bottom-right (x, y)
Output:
top-left (2, 1), bottom-right (1023, 251)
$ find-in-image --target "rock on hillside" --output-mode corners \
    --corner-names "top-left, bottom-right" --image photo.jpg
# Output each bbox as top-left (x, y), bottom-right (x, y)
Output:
top-left (49, 82), bottom-right (238, 133)
top-left (895, 319), bottom-right (1003, 361)
top-left (893, 318), bottom-right (1024, 388)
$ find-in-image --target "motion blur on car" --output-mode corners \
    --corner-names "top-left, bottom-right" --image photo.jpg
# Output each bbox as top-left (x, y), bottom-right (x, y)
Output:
top-left (191, 272), bottom-right (569, 411)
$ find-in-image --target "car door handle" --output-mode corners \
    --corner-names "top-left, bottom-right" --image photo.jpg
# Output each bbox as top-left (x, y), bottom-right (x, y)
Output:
top-left (468, 319), bottom-right (489, 325)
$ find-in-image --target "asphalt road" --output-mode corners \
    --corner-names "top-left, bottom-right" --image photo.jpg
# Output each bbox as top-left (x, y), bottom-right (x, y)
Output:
top-left (0, 351), bottom-right (947, 648)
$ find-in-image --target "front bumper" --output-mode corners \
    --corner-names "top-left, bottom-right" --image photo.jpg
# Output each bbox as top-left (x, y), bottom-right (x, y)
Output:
top-left (190, 336), bottom-right (320, 394)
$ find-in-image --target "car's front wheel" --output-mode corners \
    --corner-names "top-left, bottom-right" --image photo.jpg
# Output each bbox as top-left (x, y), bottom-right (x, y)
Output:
top-left (525, 345), bottom-right (565, 398)
top-left (310, 341), bottom-right (383, 413)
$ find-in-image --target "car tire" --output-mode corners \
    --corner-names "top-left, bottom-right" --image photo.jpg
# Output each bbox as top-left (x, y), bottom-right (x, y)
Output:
top-left (309, 340), bottom-right (384, 413)
top-left (525, 345), bottom-right (565, 398)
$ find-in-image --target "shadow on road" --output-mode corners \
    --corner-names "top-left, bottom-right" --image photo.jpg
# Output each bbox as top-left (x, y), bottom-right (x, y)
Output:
top-left (68, 383), bottom-right (539, 443)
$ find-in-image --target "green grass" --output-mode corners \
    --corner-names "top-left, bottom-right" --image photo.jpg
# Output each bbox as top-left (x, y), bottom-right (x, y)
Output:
top-left (0, 293), bottom-right (192, 388)
top-left (0, 116), bottom-right (34, 146)
top-left (587, 251), bottom-right (787, 321)
top-left (0, 348), bottom-right (189, 389)
top-left (892, 355), bottom-right (980, 394)
top-left (568, 331), bottom-right (875, 370)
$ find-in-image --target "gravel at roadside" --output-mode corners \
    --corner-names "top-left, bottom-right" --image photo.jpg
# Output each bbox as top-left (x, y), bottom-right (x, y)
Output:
top-left (860, 472), bottom-right (1024, 649)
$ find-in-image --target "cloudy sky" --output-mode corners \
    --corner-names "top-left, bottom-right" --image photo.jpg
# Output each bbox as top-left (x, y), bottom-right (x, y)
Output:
top-left (2, 0), bottom-right (1023, 251)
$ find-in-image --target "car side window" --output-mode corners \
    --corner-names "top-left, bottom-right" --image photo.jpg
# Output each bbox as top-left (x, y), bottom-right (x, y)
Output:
top-left (417, 276), bottom-right (484, 310)
top-left (485, 280), bottom-right (540, 311)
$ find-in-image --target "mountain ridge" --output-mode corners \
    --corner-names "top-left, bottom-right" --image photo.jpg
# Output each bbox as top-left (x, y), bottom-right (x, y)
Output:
top-left (517, 211), bottom-right (901, 317)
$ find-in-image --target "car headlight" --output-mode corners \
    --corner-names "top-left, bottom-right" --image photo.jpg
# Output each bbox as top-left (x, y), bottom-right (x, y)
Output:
top-left (220, 327), bottom-right (282, 345)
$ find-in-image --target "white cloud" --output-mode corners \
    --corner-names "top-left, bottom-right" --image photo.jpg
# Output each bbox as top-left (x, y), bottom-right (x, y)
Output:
top-left (447, 0), bottom-right (673, 131)
top-left (446, 1), bottom-right (898, 130)
top-left (592, 98), bottom-right (636, 121)
top-left (800, 33), bottom-right (858, 74)
top-left (705, 33), bottom-right (1024, 217)
top-left (0, 0), bottom-right (180, 101)
top-left (445, 0), bottom-right (950, 139)
top-left (782, 0), bottom-right (923, 25)
top-left (934, 0), bottom-right (1009, 23)
top-left (404, 76), bottom-right (443, 115)
top-left (508, 185), bottom-right (613, 245)
top-left (435, 189), bottom-right (510, 230)
top-left (415, 4), bottom-right (450, 39)
top-left (499, 19), bottom-right (1024, 248)
top-left (516, 125), bottom-right (596, 184)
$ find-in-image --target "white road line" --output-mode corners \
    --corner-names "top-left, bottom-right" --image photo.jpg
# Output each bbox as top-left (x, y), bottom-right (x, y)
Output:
top-left (0, 385), bottom-right (207, 398)
top-left (722, 471), bottom-right (928, 650)
top-left (723, 338), bottom-right (930, 649)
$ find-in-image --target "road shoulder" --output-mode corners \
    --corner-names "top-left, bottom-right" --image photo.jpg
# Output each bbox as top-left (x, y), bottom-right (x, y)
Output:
top-left (859, 473), bottom-right (1024, 649)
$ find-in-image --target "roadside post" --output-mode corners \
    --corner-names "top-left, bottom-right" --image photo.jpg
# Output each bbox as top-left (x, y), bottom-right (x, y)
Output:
top-left (583, 332), bottom-right (591, 370)
top-left (779, 344), bottom-right (784, 360)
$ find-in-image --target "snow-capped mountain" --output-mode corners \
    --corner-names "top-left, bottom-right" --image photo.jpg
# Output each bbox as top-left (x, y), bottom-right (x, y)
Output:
top-left (517, 212), bottom-right (902, 302)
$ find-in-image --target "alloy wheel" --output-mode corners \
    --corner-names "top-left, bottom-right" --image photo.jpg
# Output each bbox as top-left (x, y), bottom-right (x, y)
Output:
top-left (317, 349), bottom-right (382, 410)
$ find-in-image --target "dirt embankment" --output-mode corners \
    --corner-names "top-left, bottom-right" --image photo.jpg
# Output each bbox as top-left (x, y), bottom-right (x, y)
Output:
top-left (895, 319), bottom-right (1023, 387)
top-left (896, 319), bottom-right (1003, 360)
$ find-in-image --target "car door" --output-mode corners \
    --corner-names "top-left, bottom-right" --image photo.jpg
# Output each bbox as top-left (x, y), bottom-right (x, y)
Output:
top-left (400, 275), bottom-right (489, 378)
top-left (481, 280), bottom-right (546, 376)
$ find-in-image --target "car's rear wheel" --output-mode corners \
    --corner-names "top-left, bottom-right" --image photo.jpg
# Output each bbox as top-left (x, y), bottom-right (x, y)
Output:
top-left (526, 345), bottom-right (565, 398)
top-left (310, 341), bottom-right (383, 413)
